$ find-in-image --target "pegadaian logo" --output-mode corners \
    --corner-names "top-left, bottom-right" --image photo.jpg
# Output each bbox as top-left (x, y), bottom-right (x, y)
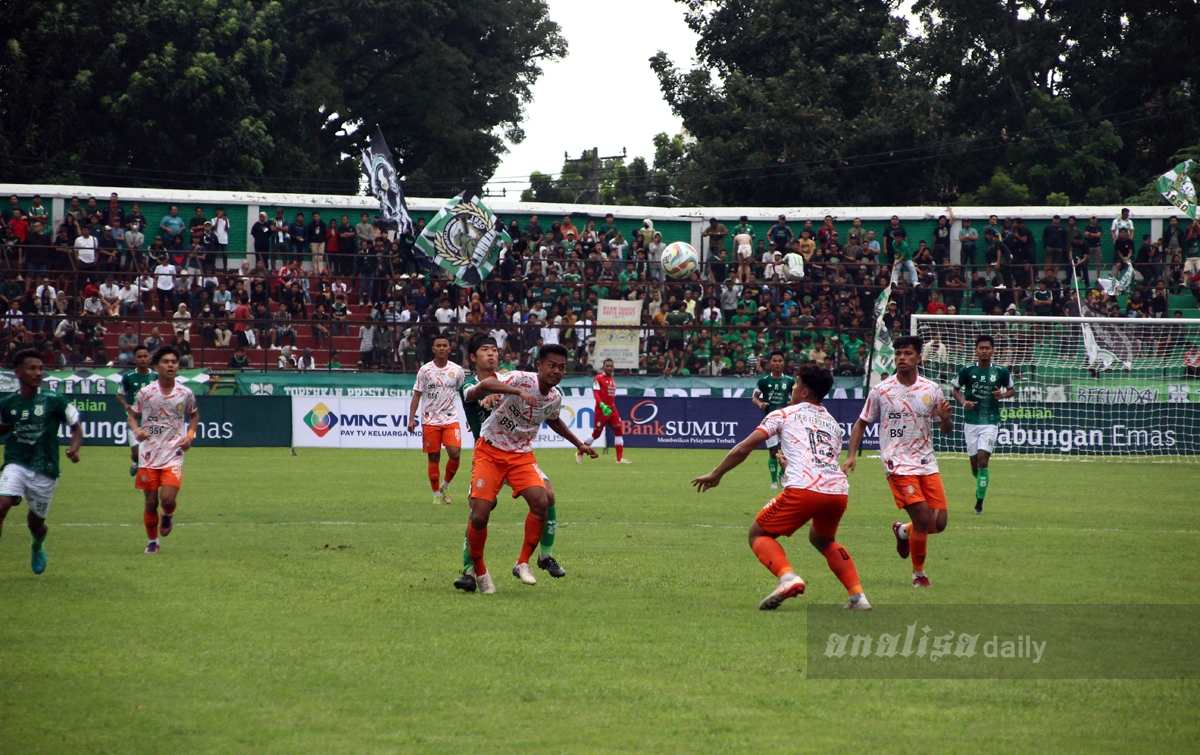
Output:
top-left (304, 402), bottom-right (339, 437)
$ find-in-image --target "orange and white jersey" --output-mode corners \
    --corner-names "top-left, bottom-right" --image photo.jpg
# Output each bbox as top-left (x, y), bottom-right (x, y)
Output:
top-left (859, 374), bottom-right (943, 476)
top-left (132, 381), bottom-right (197, 470)
top-left (757, 402), bottom-right (848, 495)
top-left (479, 371), bottom-right (562, 454)
top-left (414, 360), bottom-right (465, 426)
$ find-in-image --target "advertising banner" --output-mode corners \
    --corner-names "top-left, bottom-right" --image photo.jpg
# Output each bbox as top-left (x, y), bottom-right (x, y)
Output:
top-left (613, 397), bottom-right (877, 451)
top-left (237, 370), bottom-right (866, 399)
top-left (290, 395), bottom-right (600, 450)
top-left (593, 299), bottom-right (642, 369)
top-left (938, 402), bottom-right (1200, 456)
top-left (56, 395), bottom-right (290, 447)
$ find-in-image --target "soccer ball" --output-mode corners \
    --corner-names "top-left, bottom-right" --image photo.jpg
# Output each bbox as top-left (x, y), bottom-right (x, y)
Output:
top-left (661, 242), bottom-right (700, 279)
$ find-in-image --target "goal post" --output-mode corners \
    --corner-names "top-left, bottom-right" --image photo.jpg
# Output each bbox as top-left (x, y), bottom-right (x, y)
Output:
top-left (909, 314), bottom-right (1200, 460)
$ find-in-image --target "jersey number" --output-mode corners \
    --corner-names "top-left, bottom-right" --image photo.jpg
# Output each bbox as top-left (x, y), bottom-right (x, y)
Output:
top-left (806, 428), bottom-right (840, 471)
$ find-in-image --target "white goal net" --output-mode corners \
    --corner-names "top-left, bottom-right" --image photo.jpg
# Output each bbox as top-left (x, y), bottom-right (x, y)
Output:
top-left (910, 314), bottom-right (1200, 460)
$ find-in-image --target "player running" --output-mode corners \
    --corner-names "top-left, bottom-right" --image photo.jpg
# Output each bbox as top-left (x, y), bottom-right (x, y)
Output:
top-left (407, 335), bottom-right (466, 504)
top-left (752, 351), bottom-right (796, 488)
top-left (577, 358), bottom-right (630, 464)
top-left (128, 346), bottom-right (200, 554)
top-left (461, 344), bottom-right (596, 594)
top-left (950, 334), bottom-right (1014, 515)
top-left (844, 335), bottom-right (954, 588)
top-left (0, 349), bottom-right (83, 574)
top-left (692, 364), bottom-right (870, 611)
top-left (454, 335), bottom-right (566, 594)
top-left (117, 345), bottom-right (155, 477)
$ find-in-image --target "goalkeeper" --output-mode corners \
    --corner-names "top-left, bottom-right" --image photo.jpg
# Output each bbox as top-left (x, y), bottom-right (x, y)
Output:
top-left (578, 359), bottom-right (630, 464)
top-left (950, 334), bottom-right (1014, 515)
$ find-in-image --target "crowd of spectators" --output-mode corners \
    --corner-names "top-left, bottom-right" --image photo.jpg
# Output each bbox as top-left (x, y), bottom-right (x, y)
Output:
top-left (2, 193), bottom-right (1198, 376)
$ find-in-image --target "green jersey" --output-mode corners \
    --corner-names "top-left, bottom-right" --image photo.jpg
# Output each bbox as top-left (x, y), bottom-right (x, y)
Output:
top-left (122, 369), bottom-right (156, 405)
top-left (458, 374), bottom-right (489, 439)
top-left (952, 363), bottom-right (1012, 426)
top-left (755, 374), bottom-right (796, 413)
top-left (0, 392), bottom-right (78, 478)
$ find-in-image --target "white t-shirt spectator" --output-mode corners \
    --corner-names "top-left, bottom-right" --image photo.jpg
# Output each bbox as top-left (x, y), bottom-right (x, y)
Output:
top-left (100, 282), bottom-right (121, 300)
top-left (35, 285), bottom-right (57, 301)
top-left (213, 216), bottom-right (230, 245)
top-left (118, 284), bottom-right (140, 306)
top-left (433, 305), bottom-right (455, 332)
top-left (489, 327), bottom-right (508, 351)
top-left (154, 264), bottom-right (177, 291)
top-left (84, 296), bottom-right (104, 316)
top-left (74, 234), bottom-right (98, 264)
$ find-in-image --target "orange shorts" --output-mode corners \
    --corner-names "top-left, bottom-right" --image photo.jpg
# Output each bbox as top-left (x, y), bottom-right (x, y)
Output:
top-left (422, 423), bottom-right (462, 453)
top-left (887, 474), bottom-right (948, 510)
top-left (755, 488), bottom-right (847, 538)
top-left (136, 465), bottom-right (183, 491)
top-left (470, 439), bottom-right (546, 503)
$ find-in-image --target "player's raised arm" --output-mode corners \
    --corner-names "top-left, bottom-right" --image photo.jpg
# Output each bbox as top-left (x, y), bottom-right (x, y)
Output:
top-left (545, 416), bottom-right (596, 458)
top-left (692, 429), bottom-right (770, 491)
top-left (470, 375), bottom-right (538, 406)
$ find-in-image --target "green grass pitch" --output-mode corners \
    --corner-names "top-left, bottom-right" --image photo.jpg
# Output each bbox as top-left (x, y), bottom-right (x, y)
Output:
top-left (1, 447), bottom-right (1198, 753)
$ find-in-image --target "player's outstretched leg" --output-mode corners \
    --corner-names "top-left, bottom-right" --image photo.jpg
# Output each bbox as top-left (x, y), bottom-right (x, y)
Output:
top-left (536, 482), bottom-right (565, 578)
top-left (512, 487), bottom-right (549, 586)
top-left (159, 486), bottom-right (179, 538)
top-left (807, 528), bottom-right (869, 610)
top-left (748, 522), bottom-right (805, 610)
top-left (130, 444), bottom-right (139, 477)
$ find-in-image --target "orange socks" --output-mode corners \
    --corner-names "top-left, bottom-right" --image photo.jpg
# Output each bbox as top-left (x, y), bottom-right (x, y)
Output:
top-left (820, 542), bottom-right (863, 596)
top-left (910, 529), bottom-right (928, 572)
top-left (518, 512), bottom-right (545, 565)
top-left (467, 523), bottom-right (488, 575)
top-left (427, 461), bottom-right (440, 492)
top-left (444, 458), bottom-right (459, 485)
top-left (143, 510), bottom-right (159, 540)
top-left (751, 536), bottom-right (794, 578)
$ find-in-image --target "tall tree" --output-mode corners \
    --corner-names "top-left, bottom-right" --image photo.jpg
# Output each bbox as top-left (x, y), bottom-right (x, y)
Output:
top-left (0, 0), bottom-right (565, 194)
top-left (907, 0), bottom-right (1200, 204)
top-left (651, 0), bottom-right (945, 206)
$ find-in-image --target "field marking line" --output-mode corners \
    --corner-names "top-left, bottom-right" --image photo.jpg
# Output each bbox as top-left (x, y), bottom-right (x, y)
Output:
top-left (54, 521), bottom-right (1200, 535)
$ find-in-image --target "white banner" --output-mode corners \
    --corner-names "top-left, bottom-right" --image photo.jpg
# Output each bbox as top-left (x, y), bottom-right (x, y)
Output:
top-left (593, 299), bottom-right (642, 369)
top-left (291, 396), bottom-right (602, 449)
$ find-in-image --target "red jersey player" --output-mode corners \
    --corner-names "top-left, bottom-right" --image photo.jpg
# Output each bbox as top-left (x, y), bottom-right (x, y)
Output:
top-left (845, 335), bottom-right (954, 588)
top-left (577, 358), bottom-right (630, 464)
top-left (692, 363), bottom-right (870, 610)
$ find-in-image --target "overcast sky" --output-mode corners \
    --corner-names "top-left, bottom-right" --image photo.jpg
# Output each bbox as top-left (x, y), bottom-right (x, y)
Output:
top-left (484, 0), bottom-right (700, 196)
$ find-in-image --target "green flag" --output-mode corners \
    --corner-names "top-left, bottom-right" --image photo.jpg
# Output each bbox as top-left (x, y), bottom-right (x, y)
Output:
top-left (869, 285), bottom-right (894, 386)
top-left (414, 192), bottom-right (511, 287)
top-left (1157, 160), bottom-right (1198, 219)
